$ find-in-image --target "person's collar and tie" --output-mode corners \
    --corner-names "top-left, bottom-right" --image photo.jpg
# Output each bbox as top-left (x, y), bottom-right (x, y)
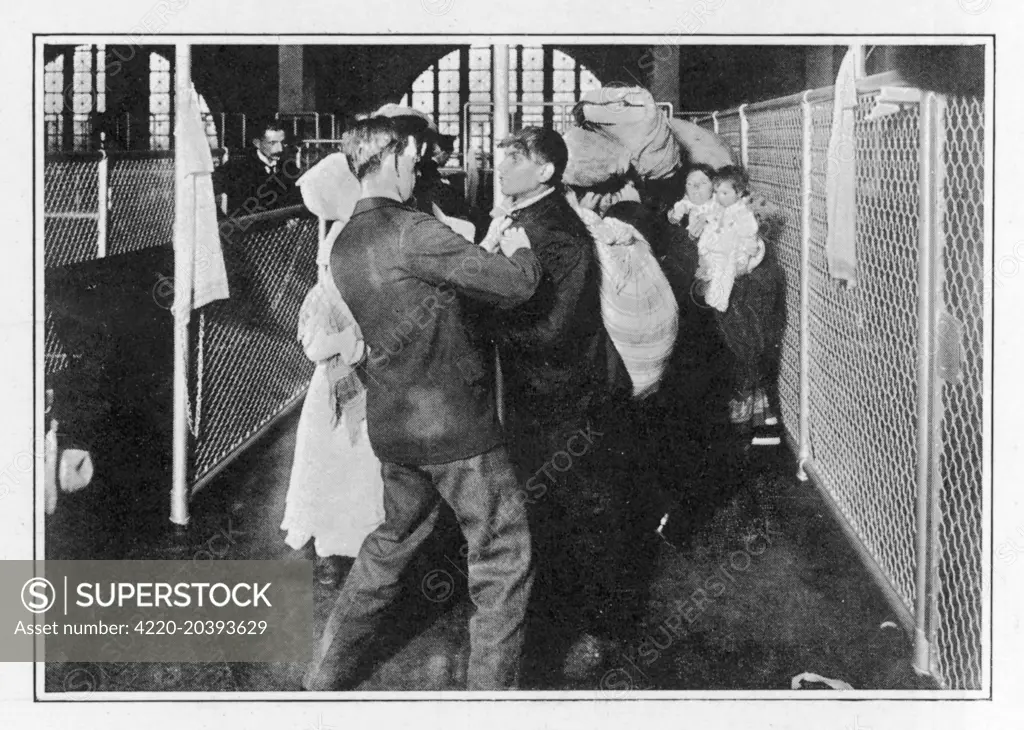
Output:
top-left (255, 148), bottom-right (277, 175)
top-left (491, 185), bottom-right (556, 220)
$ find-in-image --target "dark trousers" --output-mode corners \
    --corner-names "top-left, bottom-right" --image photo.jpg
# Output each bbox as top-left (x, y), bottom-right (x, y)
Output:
top-left (713, 259), bottom-right (785, 398)
top-left (302, 445), bottom-right (534, 691)
top-left (507, 395), bottom-right (656, 647)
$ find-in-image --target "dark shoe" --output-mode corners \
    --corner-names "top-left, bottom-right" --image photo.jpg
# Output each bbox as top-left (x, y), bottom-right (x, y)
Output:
top-left (315, 556), bottom-right (345, 588)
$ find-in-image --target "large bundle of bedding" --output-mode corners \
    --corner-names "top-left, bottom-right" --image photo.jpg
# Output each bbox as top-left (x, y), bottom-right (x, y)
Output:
top-left (576, 86), bottom-right (680, 180)
top-left (666, 117), bottom-right (737, 170)
top-left (562, 127), bottom-right (632, 187)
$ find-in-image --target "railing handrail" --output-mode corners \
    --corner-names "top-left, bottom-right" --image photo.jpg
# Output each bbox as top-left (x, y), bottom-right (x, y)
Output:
top-left (219, 204), bottom-right (310, 233)
top-left (708, 70), bottom-right (911, 118)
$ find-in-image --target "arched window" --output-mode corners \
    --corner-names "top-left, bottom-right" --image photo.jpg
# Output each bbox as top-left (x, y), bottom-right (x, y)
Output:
top-left (43, 45), bottom-right (219, 153)
top-left (44, 44), bottom-right (107, 152)
top-left (400, 45), bottom-right (601, 166)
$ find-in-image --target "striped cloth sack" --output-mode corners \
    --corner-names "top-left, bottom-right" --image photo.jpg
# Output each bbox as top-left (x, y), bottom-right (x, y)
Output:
top-left (576, 206), bottom-right (679, 398)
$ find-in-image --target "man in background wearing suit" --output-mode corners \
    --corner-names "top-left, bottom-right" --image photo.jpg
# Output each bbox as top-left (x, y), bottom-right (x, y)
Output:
top-left (214, 117), bottom-right (304, 218)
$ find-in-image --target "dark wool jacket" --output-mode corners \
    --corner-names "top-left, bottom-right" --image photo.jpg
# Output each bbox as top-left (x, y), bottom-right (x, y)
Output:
top-left (213, 148), bottom-right (304, 217)
top-left (485, 190), bottom-right (630, 425)
top-left (332, 197), bottom-right (542, 466)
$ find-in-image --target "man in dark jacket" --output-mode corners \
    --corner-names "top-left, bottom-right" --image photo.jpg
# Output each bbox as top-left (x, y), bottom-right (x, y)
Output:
top-left (303, 117), bottom-right (542, 692)
top-left (213, 118), bottom-right (304, 218)
top-left (483, 127), bottom-right (646, 681)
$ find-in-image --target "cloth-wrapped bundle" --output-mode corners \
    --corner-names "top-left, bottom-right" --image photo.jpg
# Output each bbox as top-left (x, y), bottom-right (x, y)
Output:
top-left (573, 200), bottom-right (679, 398)
top-left (577, 86), bottom-right (681, 180)
top-left (562, 126), bottom-right (632, 187)
top-left (666, 117), bottom-right (737, 171)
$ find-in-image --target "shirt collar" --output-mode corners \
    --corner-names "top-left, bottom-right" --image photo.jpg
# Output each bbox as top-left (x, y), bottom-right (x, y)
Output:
top-left (492, 186), bottom-right (556, 218)
top-left (255, 149), bottom-right (276, 170)
top-left (351, 196), bottom-right (409, 215)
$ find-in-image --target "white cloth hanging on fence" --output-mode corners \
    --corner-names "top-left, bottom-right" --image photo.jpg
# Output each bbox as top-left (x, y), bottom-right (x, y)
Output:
top-left (173, 84), bottom-right (230, 314)
top-left (825, 48), bottom-right (859, 288)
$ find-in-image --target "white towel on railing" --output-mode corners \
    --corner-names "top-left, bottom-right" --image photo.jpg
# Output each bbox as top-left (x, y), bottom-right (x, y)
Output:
top-left (825, 48), bottom-right (859, 288)
top-left (174, 84), bottom-right (230, 313)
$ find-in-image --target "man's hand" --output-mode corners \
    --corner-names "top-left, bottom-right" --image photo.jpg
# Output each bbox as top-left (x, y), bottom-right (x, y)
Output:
top-left (499, 226), bottom-right (531, 257)
top-left (480, 216), bottom-right (513, 254)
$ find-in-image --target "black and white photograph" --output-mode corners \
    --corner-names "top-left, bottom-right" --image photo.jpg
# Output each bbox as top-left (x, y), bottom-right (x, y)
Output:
top-left (1, 1), bottom-right (1017, 728)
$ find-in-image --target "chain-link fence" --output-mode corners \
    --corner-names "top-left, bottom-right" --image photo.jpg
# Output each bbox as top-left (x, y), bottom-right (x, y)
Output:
top-left (931, 94), bottom-right (985, 691)
top-left (186, 211), bottom-right (318, 487)
top-left (743, 104), bottom-right (804, 441)
top-left (44, 157), bottom-right (100, 269)
top-left (698, 75), bottom-right (986, 690)
top-left (107, 154), bottom-right (176, 256)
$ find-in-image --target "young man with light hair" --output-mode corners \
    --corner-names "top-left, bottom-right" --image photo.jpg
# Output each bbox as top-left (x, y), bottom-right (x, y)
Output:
top-left (302, 117), bottom-right (542, 691)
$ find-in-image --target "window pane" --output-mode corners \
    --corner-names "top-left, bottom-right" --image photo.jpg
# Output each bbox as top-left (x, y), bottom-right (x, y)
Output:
top-left (522, 71), bottom-right (543, 92)
top-left (522, 47), bottom-right (543, 70)
top-left (150, 52), bottom-right (170, 71)
top-left (150, 94), bottom-right (169, 114)
top-left (469, 70), bottom-right (490, 92)
top-left (411, 92), bottom-right (434, 115)
top-left (73, 46), bottom-right (91, 71)
top-left (580, 69), bottom-right (601, 92)
top-left (412, 70), bottom-right (433, 92)
top-left (44, 71), bottom-right (63, 92)
top-left (553, 69), bottom-right (575, 93)
top-left (553, 49), bottom-right (574, 70)
top-left (439, 93), bottom-right (458, 114)
top-left (438, 50), bottom-right (459, 71)
top-left (470, 46), bottom-right (490, 69)
top-left (150, 72), bottom-right (170, 93)
top-left (73, 74), bottom-right (91, 93)
top-left (73, 94), bottom-right (91, 113)
top-left (438, 70), bottom-right (458, 92)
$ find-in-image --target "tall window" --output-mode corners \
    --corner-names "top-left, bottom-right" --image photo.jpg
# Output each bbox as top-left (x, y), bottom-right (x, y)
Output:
top-left (400, 45), bottom-right (601, 166)
top-left (43, 54), bottom-right (65, 152)
top-left (148, 52), bottom-right (172, 150)
top-left (44, 44), bottom-right (107, 152)
top-left (43, 46), bottom-right (205, 153)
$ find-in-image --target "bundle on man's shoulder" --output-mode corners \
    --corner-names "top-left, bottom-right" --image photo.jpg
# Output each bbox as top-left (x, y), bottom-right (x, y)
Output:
top-left (572, 86), bottom-right (681, 182)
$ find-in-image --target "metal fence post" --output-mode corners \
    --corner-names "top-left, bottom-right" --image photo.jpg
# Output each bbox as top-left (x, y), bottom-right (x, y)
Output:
top-left (97, 149), bottom-right (108, 259)
top-left (170, 43), bottom-right (193, 529)
top-left (797, 91), bottom-right (813, 481)
top-left (912, 90), bottom-right (939, 677)
top-left (738, 103), bottom-right (749, 166)
top-left (712, 110), bottom-right (719, 134)
top-left (925, 91), bottom-right (949, 683)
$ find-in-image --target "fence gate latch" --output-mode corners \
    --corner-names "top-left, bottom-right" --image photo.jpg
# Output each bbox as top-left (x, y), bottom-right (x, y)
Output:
top-left (936, 310), bottom-right (964, 383)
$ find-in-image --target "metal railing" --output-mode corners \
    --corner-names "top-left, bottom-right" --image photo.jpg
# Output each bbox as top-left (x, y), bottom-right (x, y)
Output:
top-left (44, 111), bottom-right (345, 154)
top-left (696, 71), bottom-right (986, 691)
top-left (43, 151), bottom-right (183, 269)
top-left (184, 207), bottom-right (319, 493)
